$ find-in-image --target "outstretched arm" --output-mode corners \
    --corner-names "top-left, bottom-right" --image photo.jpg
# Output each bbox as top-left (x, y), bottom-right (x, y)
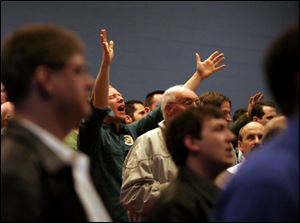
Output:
top-left (184, 51), bottom-right (226, 91)
top-left (92, 29), bottom-right (114, 109)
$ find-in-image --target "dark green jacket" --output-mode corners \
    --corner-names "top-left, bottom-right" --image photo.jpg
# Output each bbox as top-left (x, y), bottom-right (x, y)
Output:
top-left (147, 166), bottom-right (220, 222)
top-left (78, 105), bottom-right (163, 222)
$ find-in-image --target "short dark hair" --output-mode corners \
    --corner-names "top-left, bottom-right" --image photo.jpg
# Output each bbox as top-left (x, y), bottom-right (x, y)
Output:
top-left (1, 24), bottom-right (85, 106)
top-left (166, 105), bottom-right (224, 167)
top-left (144, 90), bottom-right (165, 107)
top-left (125, 100), bottom-right (144, 118)
top-left (233, 108), bottom-right (247, 122)
top-left (250, 101), bottom-right (276, 119)
top-left (263, 25), bottom-right (299, 116)
top-left (198, 91), bottom-right (232, 108)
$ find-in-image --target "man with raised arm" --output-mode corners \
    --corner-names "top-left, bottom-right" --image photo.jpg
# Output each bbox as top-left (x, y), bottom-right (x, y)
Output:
top-left (121, 85), bottom-right (199, 222)
top-left (78, 29), bottom-right (226, 221)
top-left (214, 25), bottom-right (298, 222)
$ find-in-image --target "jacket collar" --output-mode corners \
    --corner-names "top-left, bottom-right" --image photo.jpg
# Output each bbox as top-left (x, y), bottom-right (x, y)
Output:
top-left (5, 120), bottom-right (70, 173)
top-left (178, 166), bottom-right (220, 203)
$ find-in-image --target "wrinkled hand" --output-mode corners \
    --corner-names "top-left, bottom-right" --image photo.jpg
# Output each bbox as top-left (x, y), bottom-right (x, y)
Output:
top-left (100, 29), bottom-right (114, 64)
top-left (247, 92), bottom-right (264, 116)
top-left (195, 51), bottom-right (226, 80)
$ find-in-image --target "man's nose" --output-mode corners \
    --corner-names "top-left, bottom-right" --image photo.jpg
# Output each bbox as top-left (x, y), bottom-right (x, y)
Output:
top-left (118, 95), bottom-right (124, 102)
top-left (253, 136), bottom-right (261, 145)
top-left (226, 114), bottom-right (232, 123)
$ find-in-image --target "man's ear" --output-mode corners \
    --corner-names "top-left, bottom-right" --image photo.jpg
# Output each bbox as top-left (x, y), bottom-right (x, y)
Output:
top-left (164, 104), bottom-right (173, 118)
top-left (183, 135), bottom-right (200, 152)
top-left (144, 106), bottom-right (150, 113)
top-left (124, 115), bottom-right (133, 124)
top-left (252, 116), bottom-right (259, 122)
top-left (34, 65), bottom-right (55, 99)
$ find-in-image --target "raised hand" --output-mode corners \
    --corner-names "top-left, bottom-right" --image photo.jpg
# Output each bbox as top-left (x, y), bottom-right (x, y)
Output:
top-left (247, 92), bottom-right (264, 116)
top-left (100, 29), bottom-right (114, 65)
top-left (195, 51), bottom-right (226, 80)
top-left (92, 29), bottom-right (114, 109)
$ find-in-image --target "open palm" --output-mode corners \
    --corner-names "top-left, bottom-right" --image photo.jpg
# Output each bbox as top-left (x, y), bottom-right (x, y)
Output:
top-left (196, 51), bottom-right (226, 80)
top-left (100, 29), bottom-right (114, 64)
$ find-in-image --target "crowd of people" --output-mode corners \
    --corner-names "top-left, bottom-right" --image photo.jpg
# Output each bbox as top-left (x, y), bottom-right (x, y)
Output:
top-left (1, 23), bottom-right (298, 222)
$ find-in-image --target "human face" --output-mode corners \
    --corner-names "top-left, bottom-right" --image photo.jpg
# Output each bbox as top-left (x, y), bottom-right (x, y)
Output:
top-left (108, 87), bottom-right (126, 121)
top-left (238, 122), bottom-right (265, 158)
top-left (1, 82), bottom-right (7, 104)
top-left (197, 118), bottom-right (235, 169)
top-left (259, 106), bottom-right (277, 125)
top-left (220, 101), bottom-right (232, 125)
top-left (166, 91), bottom-right (199, 120)
top-left (51, 53), bottom-right (93, 123)
top-left (132, 103), bottom-right (148, 121)
top-left (1, 101), bottom-right (15, 127)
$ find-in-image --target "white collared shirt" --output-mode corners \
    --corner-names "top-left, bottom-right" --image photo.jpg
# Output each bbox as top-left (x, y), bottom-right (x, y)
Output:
top-left (20, 118), bottom-right (111, 222)
top-left (227, 162), bottom-right (243, 174)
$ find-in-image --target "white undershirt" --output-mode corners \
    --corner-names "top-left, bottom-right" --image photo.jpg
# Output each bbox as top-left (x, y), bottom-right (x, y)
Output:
top-left (20, 118), bottom-right (111, 222)
top-left (227, 162), bottom-right (243, 174)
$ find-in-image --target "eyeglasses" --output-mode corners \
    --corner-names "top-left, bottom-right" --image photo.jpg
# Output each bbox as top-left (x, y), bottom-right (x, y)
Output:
top-left (169, 97), bottom-right (201, 107)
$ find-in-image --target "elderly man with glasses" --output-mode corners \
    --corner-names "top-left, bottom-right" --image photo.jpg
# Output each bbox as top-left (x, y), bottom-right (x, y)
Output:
top-left (120, 85), bottom-right (201, 222)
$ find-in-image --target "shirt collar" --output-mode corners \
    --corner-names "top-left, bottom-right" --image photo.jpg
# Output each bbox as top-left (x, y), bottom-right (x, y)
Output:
top-left (19, 118), bottom-right (79, 166)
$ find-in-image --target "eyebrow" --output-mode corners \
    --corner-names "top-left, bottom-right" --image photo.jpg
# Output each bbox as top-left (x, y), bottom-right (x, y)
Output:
top-left (177, 97), bottom-right (198, 101)
top-left (109, 93), bottom-right (123, 97)
top-left (213, 122), bottom-right (227, 129)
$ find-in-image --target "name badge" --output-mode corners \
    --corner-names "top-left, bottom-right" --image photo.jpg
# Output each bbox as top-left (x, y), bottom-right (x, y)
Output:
top-left (124, 135), bottom-right (134, 146)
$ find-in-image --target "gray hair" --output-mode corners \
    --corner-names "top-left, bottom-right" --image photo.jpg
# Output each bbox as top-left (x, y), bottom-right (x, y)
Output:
top-left (161, 85), bottom-right (193, 119)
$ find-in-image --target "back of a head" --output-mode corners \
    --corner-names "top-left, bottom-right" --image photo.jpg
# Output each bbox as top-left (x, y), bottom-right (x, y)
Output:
top-left (263, 25), bottom-right (299, 116)
top-left (198, 91), bottom-right (231, 108)
top-left (262, 115), bottom-right (287, 142)
top-left (165, 105), bottom-right (224, 167)
top-left (1, 24), bottom-right (85, 106)
top-left (233, 108), bottom-right (247, 122)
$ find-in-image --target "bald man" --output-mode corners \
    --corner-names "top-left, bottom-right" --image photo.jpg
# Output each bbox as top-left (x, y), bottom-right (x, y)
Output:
top-left (238, 122), bottom-right (265, 158)
top-left (215, 122), bottom-right (265, 188)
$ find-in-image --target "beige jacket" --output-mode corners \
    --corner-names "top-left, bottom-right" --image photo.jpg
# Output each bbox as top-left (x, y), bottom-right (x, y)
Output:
top-left (120, 121), bottom-right (177, 222)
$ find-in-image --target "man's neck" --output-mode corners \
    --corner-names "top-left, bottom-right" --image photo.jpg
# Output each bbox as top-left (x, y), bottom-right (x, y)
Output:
top-left (187, 156), bottom-right (224, 183)
top-left (17, 104), bottom-right (72, 140)
top-left (103, 116), bottom-right (122, 133)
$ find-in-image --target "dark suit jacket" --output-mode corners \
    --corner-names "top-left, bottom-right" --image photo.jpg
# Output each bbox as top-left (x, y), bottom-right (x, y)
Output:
top-left (1, 120), bottom-right (88, 221)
